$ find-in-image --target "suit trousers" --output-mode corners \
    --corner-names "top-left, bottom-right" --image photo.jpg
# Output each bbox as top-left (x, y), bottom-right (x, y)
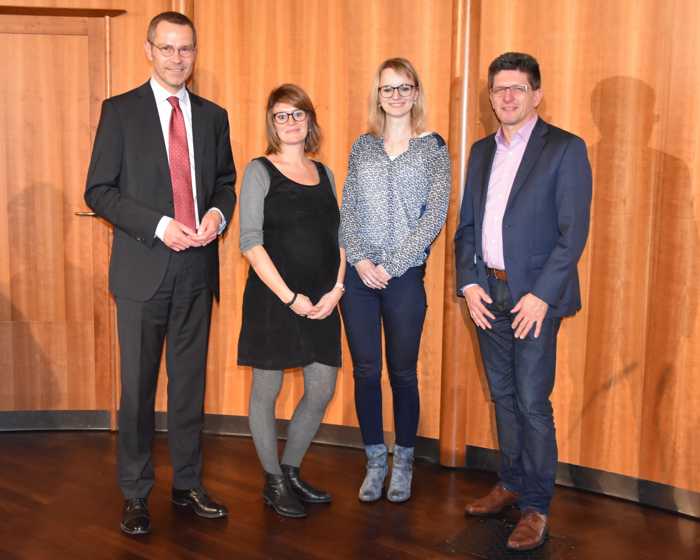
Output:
top-left (340, 265), bottom-right (427, 448)
top-left (115, 248), bottom-right (212, 499)
top-left (477, 275), bottom-right (561, 514)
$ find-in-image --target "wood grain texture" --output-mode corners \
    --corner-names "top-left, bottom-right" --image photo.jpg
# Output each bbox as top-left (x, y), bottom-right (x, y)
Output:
top-left (0, 14), bottom-right (109, 411)
top-left (438, 0), bottom-right (476, 467)
top-left (2, 432), bottom-right (697, 558)
top-left (458, 0), bottom-right (700, 492)
top-left (0, 1), bottom-right (168, 420)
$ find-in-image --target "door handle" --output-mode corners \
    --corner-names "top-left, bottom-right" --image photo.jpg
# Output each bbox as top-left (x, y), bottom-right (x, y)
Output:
top-left (74, 211), bottom-right (96, 216)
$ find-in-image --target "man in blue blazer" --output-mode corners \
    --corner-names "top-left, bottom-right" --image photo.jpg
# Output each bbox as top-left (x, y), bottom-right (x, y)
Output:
top-left (455, 52), bottom-right (591, 551)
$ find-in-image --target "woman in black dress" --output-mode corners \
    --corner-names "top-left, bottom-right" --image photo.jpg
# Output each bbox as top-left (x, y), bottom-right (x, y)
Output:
top-left (238, 84), bottom-right (345, 518)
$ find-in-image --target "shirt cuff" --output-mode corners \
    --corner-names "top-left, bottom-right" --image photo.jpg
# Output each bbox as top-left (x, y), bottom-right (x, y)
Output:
top-left (207, 207), bottom-right (227, 235)
top-left (461, 283), bottom-right (477, 294)
top-left (155, 216), bottom-right (172, 241)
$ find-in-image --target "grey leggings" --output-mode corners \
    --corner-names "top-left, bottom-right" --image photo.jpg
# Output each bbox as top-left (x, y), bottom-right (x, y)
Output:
top-left (249, 362), bottom-right (338, 475)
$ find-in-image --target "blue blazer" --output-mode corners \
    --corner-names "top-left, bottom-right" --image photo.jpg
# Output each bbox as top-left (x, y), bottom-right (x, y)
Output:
top-left (454, 118), bottom-right (592, 317)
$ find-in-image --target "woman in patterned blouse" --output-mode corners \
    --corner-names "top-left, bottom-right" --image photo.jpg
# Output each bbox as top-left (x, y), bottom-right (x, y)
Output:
top-left (339, 58), bottom-right (451, 504)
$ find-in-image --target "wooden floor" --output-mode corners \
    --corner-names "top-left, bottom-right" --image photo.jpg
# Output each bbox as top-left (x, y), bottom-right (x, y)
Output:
top-left (0, 432), bottom-right (697, 559)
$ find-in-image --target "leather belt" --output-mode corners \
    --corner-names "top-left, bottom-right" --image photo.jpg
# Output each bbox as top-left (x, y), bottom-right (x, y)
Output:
top-left (486, 267), bottom-right (508, 281)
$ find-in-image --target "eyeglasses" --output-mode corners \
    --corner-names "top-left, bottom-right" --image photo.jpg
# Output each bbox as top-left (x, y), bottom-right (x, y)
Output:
top-left (378, 84), bottom-right (416, 98)
top-left (490, 84), bottom-right (530, 97)
top-left (148, 41), bottom-right (196, 58)
top-left (273, 110), bottom-right (307, 124)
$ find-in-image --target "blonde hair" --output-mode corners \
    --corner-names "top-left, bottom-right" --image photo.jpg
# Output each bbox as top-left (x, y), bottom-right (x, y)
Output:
top-left (265, 84), bottom-right (321, 155)
top-left (367, 58), bottom-right (426, 137)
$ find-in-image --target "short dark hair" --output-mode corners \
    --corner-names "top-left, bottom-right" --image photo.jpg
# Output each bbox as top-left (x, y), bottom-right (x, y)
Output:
top-left (265, 84), bottom-right (321, 155)
top-left (147, 11), bottom-right (197, 46)
top-left (488, 52), bottom-right (541, 90)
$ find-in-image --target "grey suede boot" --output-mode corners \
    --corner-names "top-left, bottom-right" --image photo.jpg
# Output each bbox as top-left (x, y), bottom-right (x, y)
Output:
top-left (387, 445), bottom-right (414, 503)
top-left (358, 443), bottom-right (388, 502)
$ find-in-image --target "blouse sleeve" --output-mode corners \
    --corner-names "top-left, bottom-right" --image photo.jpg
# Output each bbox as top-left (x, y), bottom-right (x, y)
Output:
top-left (382, 135), bottom-right (452, 277)
top-left (339, 140), bottom-right (366, 264)
top-left (239, 159), bottom-right (271, 253)
top-left (323, 164), bottom-right (344, 248)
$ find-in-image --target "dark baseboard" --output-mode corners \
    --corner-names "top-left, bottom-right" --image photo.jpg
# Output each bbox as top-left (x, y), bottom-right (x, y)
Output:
top-left (0, 410), bottom-right (110, 430)
top-left (2, 410), bottom-right (697, 518)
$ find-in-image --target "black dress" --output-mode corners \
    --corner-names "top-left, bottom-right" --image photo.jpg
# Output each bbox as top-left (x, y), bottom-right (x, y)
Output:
top-left (237, 157), bottom-right (342, 370)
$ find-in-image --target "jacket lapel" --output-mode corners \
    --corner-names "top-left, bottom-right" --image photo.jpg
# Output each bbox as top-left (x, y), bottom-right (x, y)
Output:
top-left (136, 82), bottom-right (172, 193)
top-left (505, 118), bottom-right (548, 212)
top-left (189, 91), bottom-right (206, 219)
top-left (476, 137), bottom-right (497, 226)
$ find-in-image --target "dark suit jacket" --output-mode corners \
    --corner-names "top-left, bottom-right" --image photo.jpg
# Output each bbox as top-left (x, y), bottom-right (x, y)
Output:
top-left (85, 82), bottom-right (236, 301)
top-left (454, 118), bottom-right (592, 317)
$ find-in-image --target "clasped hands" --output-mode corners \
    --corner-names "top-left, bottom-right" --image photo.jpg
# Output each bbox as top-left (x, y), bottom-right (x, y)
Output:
top-left (463, 285), bottom-right (549, 339)
top-left (289, 287), bottom-right (344, 320)
top-left (163, 211), bottom-right (221, 252)
top-left (355, 259), bottom-right (391, 289)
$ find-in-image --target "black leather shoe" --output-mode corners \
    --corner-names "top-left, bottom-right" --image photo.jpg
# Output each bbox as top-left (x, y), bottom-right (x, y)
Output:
top-left (281, 464), bottom-right (332, 504)
top-left (171, 487), bottom-right (228, 518)
top-left (263, 472), bottom-right (307, 518)
top-left (120, 498), bottom-right (150, 535)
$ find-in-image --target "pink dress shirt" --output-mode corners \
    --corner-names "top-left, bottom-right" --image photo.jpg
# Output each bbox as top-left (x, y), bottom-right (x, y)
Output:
top-left (482, 116), bottom-right (538, 270)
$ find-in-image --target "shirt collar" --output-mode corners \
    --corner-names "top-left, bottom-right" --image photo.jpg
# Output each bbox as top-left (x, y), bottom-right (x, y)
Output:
top-left (149, 77), bottom-right (188, 107)
top-left (495, 115), bottom-right (538, 148)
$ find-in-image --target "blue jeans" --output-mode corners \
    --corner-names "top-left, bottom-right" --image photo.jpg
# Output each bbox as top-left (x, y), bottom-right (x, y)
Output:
top-left (477, 275), bottom-right (561, 514)
top-left (340, 265), bottom-right (427, 447)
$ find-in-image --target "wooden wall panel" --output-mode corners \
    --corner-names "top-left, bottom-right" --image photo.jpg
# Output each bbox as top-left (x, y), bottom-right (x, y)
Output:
top-left (190, 0), bottom-right (454, 439)
top-left (456, 0), bottom-right (700, 492)
top-left (0, 2), bottom-right (169, 418)
top-left (0, 0), bottom-right (171, 95)
top-left (0, 17), bottom-right (100, 411)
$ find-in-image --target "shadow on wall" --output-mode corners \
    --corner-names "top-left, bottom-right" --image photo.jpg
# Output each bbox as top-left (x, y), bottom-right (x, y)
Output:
top-left (584, 76), bottom-right (698, 500)
top-left (0, 290), bottom-right (54, 415)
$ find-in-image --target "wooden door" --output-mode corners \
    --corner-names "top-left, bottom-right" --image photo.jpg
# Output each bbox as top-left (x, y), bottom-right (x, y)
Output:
top-left (0, 14), bottom-right (115, 425)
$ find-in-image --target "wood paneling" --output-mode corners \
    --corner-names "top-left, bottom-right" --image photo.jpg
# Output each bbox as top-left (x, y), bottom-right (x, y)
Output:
top-left (454, 0), bottom-right (700, 492)
top-left (0, 14), bottom-right (110, 411)
top-left (0, 1), bottom-right (169, 423)
top-left (0, 1), bottom-right (172, 95)
top-left (438, 0), bottom-right (479, 466)
top-left (187, 0), bottom-right (454, 440)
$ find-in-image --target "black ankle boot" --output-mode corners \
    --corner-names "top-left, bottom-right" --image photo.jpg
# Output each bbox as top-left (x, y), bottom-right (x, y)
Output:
top-left (263, 472), bottom-right (307, 518)
top-left (281, 464), bottom-right (332, 504)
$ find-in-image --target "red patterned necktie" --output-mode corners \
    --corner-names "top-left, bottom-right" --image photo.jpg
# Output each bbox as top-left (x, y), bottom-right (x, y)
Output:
top-left (167, 96), bottom-right (196, 231)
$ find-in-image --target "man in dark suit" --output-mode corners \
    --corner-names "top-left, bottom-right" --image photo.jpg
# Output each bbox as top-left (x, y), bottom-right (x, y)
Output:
top-left (85, 11), bottom-right (236, 535)
top-left (455, 52), bottom-right (591, 551)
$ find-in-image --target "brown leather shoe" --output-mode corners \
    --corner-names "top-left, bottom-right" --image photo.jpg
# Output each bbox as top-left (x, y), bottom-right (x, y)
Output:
top-left (464, 484), bottom-right (519, 516)
top-left (506, 510), bottom-right (548, 551)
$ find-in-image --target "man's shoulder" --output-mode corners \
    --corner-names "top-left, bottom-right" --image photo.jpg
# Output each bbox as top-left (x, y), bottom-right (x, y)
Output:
top-left (539, 119), bottom-right (586, 147)
top-left (472, 133), bottom-right (496, 149)
top-left (468, 132), bottom-right (496, 159)
top-left (105, 82), bottom-right (150, 107)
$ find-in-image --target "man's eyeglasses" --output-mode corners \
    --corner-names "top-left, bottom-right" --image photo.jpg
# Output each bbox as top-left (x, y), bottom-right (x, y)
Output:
top-left (273, 110), bottom-right (307, 124)
top-left (490, 84), bottom-right (530, 97)
top-left (148, 41), bottom-right (196, 58)
top-left (378, 84), bottom-right (416, 98)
